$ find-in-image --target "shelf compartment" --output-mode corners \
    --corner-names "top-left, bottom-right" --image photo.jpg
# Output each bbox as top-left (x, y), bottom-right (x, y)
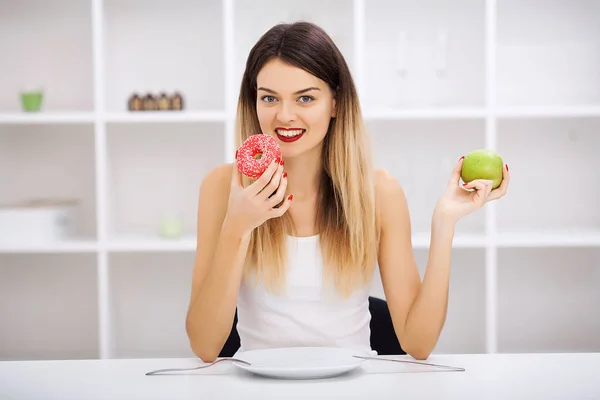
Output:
top-left (0, 0), bottom-right (94, 112)
top-left (497, 0), bottom-right (600, 107)
top-left (104, 110), bottom-right (226, 124)
top-left (0, 254), bottom-right (99, 360)
top-left (109, 252), bottom-right (195, 358)
top-left (370, 249), bottom-right (486, 354)
top-left (496, 117), bottom-right (600, 233)
top-left (363, 0), bottom-right (485, 110)
top-left (498, 247), bottom-right (600, 353)
top-left (0, 124), bottom-right (98, 243)
top-left (106, 122), bottom-right (225, 238)
top-left (103, 0), bottom-right (224, 112)
top-left (233, 0), bottom-right (355, 96)
top-left (367, 119), bottom-right (486, 236)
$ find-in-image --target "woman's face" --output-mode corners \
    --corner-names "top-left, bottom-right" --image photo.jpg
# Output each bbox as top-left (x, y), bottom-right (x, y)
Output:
top-left (255, 58), bottom-right (336, 159)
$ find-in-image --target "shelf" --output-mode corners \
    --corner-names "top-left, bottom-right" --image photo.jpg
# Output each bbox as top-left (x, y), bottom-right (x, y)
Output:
top-left (496, 106), bottom-right (600, 119)
top-left (0, 112), bottom-right (96, 125)
top-left (109, 252), bottom-right (195, 358)
top-left (16, 107), bottom-right (600, 123)
top-left (497, 247), bottom-right (600, 353)
top-left (0, 239), bottom-right (98, 254)
top-left (496, 117), bottom-right (600, 233)
top-left (0, 0), bottom-right (94, 112)
top-left (3, 231), bottom-right (598, 254)
top-left (104, 111), bottom-right (226, 123)
top-left (107, 235), bottom-right (196, 252)
top-left (412, 232), bottom-right (486, 248)
top-left (368, 119), bottom-right (486, 235)
top-left (106, 233), bottom-right (486, 253)
top-left (496, 229), bottom-right (600, 248)
top-left (363, 108), bottom-right (486, 120)
top-left (363, 0), bottom-right (485, 110)
top-left (497, 0), bottom-right (600, 107)
top-left (106, 122), bottom-right (224, 238)
top-left (103, 0), bottom-right (224, 112)
top-left (0, 254), bottom-right (99, 360)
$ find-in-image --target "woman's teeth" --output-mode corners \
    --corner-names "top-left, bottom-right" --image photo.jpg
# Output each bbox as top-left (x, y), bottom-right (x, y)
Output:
top-left (276, 129), bottom-right (305, 137)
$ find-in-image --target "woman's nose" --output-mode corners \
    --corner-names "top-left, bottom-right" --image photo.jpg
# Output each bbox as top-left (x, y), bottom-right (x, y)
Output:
top-left (276, 102), bottom-right (297, 123)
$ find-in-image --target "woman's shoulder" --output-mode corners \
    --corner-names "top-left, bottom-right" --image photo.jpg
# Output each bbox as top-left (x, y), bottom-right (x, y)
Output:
top-left (198, 163), bottom-right (234, 203)
top-left (374, 168), bottom-right (405, 199)
top-left (374, 168), bottom-right (409, 223)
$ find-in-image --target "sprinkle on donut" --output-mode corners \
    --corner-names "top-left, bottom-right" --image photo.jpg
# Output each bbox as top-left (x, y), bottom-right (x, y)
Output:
top-left (236, 134), bottom-right (282, 179)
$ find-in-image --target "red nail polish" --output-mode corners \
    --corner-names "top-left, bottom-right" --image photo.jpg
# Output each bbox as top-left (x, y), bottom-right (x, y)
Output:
top-left (288, 194), bottom-right (293, 201)
top-left (462, 183), bottom-right (468, 186)
top-left (459, 156), bottom-right (464, 161)
top-left (506, 164), bottom-right (509, 171)
top-left (280, 159), bottom-right (284, 166)
top-left (283, 172), bottom-right (288, 178)
top-left (275, 157), bottom-right (280, 164)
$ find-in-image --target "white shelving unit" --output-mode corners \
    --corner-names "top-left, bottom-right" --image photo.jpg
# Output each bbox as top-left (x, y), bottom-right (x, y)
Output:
top-left (1, 0), bottom-right (599, 360)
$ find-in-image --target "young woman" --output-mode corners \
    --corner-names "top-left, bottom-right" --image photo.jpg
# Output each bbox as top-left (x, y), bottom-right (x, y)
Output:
top-left (185, 21), bottom-right (509, 362)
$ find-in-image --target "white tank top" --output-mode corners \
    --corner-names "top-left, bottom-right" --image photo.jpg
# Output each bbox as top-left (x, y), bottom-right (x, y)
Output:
top-left (235, 234), bottom-right (376, 355)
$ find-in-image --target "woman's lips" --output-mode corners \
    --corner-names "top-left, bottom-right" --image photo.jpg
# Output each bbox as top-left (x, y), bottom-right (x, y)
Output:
top-left (275, 128), bottom-right (305, 143)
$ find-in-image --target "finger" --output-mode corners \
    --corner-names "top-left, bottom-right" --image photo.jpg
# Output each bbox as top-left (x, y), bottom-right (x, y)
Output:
top-left (246, 158), bottom-right (280, 196)
top-left (270, 194), bottom-right (293, 218)
top-left (463, 179), bottom-right (493, 207)
top-left (462, 179), bottom-right (492, 192)
top-left (266, 171), bottom-right (288, 208)
top-left (259, 162), bottom-right (285, 200)
top-left (488, 164), bottom-right (510, 201)
top-left (449, 156), bottom-right (464, 185)
top-left (231, 156), bottom-right (243, 189)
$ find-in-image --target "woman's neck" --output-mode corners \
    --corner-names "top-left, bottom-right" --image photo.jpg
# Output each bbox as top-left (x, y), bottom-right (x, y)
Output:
top-left (284, 146), bottom-right (323, 201)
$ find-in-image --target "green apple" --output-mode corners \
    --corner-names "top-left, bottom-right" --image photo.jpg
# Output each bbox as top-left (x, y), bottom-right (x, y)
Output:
top-left (461, 149), bottom-right (504, 189)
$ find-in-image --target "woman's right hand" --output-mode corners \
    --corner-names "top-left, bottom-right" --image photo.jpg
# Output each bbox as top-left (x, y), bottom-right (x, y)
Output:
top-left (223, 157), bottom-right (292, 238)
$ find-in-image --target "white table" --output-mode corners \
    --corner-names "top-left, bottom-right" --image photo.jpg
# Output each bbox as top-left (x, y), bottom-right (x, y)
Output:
top-left (1, 353), bottom-right (599, 399)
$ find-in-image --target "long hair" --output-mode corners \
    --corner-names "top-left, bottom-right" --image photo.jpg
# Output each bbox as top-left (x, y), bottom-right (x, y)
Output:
top-left (235, 21), bottom-right (379, 297)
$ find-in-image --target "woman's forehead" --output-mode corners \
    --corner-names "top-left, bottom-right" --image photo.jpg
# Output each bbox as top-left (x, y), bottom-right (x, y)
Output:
top-left (256, 59), bottom-right (326, 93)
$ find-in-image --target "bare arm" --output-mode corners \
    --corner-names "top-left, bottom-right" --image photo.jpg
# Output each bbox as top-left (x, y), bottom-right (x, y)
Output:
top-left (185, 164), bottom-right (246, 362)
top-left (186, 224), bottom-right (252, 362)
top-left (375, 170), bottom-right (441, 360)
top-left (377, 160), bottom-right (509, 360)
top-left (186, 159), bottom-right (290, 362)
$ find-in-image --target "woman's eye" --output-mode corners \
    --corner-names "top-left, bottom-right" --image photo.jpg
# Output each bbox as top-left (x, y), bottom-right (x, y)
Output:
top-left (261, 96), bottom-right (276, 103)
top-left (298, 96), bottom-right (313, 103)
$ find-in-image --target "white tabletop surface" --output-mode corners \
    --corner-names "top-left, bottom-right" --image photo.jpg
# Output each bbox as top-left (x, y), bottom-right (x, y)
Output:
top-left (1, 352), bottom-right (599, 399)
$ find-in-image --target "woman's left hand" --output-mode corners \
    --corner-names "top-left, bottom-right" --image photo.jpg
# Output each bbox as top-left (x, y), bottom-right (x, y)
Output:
top-left (434, 156), bottom-right (510, 224)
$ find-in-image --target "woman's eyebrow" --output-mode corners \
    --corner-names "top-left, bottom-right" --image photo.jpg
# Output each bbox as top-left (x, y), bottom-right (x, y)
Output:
top-left (257, 87), bottom-right (321, 95)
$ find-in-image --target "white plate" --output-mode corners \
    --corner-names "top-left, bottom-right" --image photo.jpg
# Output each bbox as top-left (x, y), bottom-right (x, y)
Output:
top-left (232, 347), bottom-right (367, 380)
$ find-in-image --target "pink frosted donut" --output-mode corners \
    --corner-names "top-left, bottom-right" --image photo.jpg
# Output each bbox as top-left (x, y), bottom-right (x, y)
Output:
top-left (236, 134), bottom-right (281, 179)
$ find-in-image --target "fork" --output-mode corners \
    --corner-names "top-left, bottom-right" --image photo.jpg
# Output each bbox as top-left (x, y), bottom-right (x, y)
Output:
top-left (352, 355), bottom-right (465, 372)
top-left (145, 358), bottom-right (251, 376)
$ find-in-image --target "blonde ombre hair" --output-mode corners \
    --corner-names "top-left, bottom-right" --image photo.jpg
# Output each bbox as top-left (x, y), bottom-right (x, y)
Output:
top-left (235, 22), bottom-right (380, 297)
